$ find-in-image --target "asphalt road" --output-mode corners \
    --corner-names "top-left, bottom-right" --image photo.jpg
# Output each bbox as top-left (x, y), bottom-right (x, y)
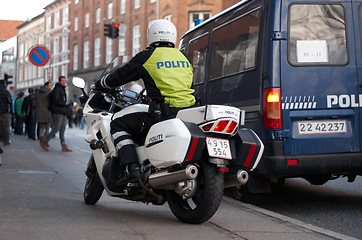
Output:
top-left (0, 127), bottom-right (358, 240)
top-left (255, 177), bottom-right (362, 239)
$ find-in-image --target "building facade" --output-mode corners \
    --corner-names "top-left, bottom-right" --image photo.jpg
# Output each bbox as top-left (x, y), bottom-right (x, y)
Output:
top-left (14, 0), bottom-right (240, 97)
top-left (44, 0), bottom-right (71, 89)
top-left (16, 13), bottom-right (46, 93)
top-left (67, 0), bottom-right (240, 98)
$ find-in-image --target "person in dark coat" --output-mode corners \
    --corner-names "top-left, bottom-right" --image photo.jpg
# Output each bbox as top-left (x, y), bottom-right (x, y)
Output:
top-left (22, 88), bottom-right (37, 140)
top-left (0, 80), bottom-right (12, 145)
top-left (36, 81), bottom-right (53, 142)
top-left (40, 76), bottom-right (72, 152)
top-left (14, 92), bottom-right (25, 135)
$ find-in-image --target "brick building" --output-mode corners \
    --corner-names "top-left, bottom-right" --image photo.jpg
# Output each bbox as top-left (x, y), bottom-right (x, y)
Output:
top-left (67, 0), bottom-right (240, 98)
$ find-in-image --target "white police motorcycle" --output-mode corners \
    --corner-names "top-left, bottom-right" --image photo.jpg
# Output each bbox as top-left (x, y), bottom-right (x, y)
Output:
top-left (72, 56), bottom-right (264, 224)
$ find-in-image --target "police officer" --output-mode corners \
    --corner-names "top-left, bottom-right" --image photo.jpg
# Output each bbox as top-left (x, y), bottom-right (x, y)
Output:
top-left (96, 19), bottom-right (195, 184)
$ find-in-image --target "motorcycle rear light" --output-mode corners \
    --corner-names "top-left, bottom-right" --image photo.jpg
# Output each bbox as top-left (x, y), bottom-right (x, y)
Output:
top-left (214, 120), bottom-right (229, 132)
top-left (201, 123), bottom-right (214, 132)
top-left (219, 167), bottom-right (229, 172)
top-left (226, 121), bottom-right (237, 133)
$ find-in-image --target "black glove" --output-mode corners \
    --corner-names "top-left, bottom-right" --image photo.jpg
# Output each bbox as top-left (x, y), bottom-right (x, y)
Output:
top-left (94, 80), bottom-right (104, 91)
top-left (94, 75), bottom-right (110, 92)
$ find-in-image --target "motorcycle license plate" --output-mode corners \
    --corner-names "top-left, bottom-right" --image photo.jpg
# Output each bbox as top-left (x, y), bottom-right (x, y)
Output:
top-left (206, 137), bottom-right (232, 159)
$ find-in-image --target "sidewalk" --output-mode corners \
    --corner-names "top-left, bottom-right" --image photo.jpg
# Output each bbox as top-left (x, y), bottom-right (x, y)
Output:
top-left (0, 129), bottom-right (357, 240)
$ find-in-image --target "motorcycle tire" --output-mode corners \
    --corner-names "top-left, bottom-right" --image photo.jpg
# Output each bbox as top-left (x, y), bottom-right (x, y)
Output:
top-left (84, 155), bottom-right (104, 205)
top-left (167, 159), bottom-right (224, 224)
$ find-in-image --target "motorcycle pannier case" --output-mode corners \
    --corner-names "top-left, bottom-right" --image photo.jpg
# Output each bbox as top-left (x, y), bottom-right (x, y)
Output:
top-left (230, 128), bottom-right (264, 171)
top-left (144, 118), bottom-right (205, 168)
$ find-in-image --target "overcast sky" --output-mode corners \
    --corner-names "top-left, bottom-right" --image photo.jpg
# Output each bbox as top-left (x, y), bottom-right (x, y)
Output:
top-left (0, 0), bottom-right (54, 21)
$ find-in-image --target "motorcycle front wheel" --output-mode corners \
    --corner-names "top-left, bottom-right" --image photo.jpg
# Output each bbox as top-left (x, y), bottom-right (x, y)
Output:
top-left (84, 154), bottom-right (104, 205)
top-left (167, 159), bottom-right (224, 224)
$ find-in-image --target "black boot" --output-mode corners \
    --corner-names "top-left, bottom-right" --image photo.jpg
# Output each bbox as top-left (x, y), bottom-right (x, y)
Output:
top-left (116, 163), bottom-right (140, 186)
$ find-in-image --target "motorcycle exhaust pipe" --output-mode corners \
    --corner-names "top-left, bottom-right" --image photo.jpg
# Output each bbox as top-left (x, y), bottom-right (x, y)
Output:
top-left (224, 169), bottom-right (249, 188)
top-left (148, 164), bottom-right (198, 188)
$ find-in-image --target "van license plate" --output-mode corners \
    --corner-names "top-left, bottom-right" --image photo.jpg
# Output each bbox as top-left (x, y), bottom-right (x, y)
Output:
top-left (298, 120), bottom-right (347, 134)
top-left (206, 137), bottom-right (232, 159)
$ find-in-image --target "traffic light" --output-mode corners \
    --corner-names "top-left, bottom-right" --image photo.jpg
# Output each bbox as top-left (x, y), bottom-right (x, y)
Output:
top-left (113, 23), bottom-right (120, 39)
top-left (4, 74), bottom-right (13, 85)
top-left (104, 23), bottom-right (113, 38)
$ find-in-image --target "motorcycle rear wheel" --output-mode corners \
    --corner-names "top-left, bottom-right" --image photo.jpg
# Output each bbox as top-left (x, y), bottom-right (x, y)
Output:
top-left (84, 155), bottom-right (104, 205)
top-left (167, 159), bottom-right (224, 224)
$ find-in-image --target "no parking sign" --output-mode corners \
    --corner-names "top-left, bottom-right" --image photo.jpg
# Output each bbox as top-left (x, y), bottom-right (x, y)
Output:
top-left (28, 45), bottom-right (50, 67)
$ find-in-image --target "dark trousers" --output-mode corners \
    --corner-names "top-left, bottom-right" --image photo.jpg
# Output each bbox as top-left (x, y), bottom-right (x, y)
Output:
top-left (25, 115), bottom-right (36, 139)
top-left (0, 113), bottom-right (10, 144)
top-left (15, 115), bottom-right (24, 135)
top-left (110, 112), bottom-right (155, 166)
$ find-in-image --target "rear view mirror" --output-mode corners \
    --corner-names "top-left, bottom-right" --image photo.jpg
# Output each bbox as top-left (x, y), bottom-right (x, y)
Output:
top-left (72, 77), bottom-right (85, 89)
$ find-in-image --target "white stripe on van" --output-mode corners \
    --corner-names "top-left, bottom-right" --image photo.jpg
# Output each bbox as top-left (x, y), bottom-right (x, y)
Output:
top-left (281, 96), bottom-right (317, 110)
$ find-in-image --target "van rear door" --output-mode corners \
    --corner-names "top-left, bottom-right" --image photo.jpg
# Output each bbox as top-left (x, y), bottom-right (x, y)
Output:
top-left (352, 1), bottom-right (362, 150)
top-left (280, 0), bottom-right (361, 155)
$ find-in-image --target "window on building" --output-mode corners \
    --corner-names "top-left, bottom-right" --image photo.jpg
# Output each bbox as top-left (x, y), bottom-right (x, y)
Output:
top-left (106, 38), bottom-right (113, 63)
top-left (54, 37), bottom-right (59, 55)
top-left (150, 0), bottom-right (156, 3)
top-left (134, 0), bottom-right (140, 9)
top-left (121, 0), bottom-right (126, 15)
top-left (73, 44), bottom-right (78, 71)
top-left (187, 34), bottom-right (209, 85)
top-left (209, 9), bottom-right (261, 79)
top-left (189, 12), bottom-right (211, 29)
top-left (74, 17), bottom-right (78, 32)
top-left (63, 6), bottom-right (69, 23)
top-left (47, 15), bottom-right (52, 31)
top-left (164, 15), bottom-right (172, 22)
top-left (55, 11), bottom-right (60, 27)
top-left (132, 25), bottom-right (140, 56)
top-left (85, 12), bottom-right (90, 28)
top-left (94, 38), bottom-right (101, 66)
top-left (96, 8), bottom-right (101, 23)
top-left (119, 38), bottom-right (126, 56)
top-left (62, 35), bottom-right (68, 53)
top-left (84, 41), bottom-right (89, 68)
top-left (108, 2), bottom-right (113, 19)
top-left (289, 4), bottom-right (348, 66)
top-left (75, 0), bottom-right (79, 4)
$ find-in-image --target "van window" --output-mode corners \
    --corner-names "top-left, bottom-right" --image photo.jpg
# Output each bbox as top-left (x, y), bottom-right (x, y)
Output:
top-left (289, 4), bottom-right (348, 66)
top-left (188, 34), bottom-right (209, 85)
top-left (209, 9), bottom-right (261, 80)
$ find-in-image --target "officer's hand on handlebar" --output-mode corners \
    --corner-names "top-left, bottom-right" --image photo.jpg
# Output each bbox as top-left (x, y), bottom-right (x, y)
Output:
top-left (94, 80), bottom-right (107, 92)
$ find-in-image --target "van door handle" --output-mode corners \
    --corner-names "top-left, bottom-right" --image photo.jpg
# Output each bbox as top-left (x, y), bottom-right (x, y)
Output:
top-left (360, 83), bottom-right (362, 88)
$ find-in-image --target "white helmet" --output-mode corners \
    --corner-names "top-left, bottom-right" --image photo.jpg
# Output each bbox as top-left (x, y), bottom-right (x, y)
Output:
top-left (147, 19), bottom-right (177, 47)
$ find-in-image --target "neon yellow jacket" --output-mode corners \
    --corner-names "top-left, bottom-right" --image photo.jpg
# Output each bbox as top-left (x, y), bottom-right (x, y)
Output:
top-left (105, 46), bottom-right (195, 108)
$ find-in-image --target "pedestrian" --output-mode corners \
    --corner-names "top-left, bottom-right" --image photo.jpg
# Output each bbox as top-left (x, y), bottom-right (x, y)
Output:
top-left (36, 81), bottom-right (53, 142)
top-left (95, 19), bottom-right (195, 184)
top-left (40, 76), bottom-right (72, 152)
top-left (22, 88), bottom-right (37, 140)
top-left (0, 80), bottom-right (12, 146)
top-left (14, 92), bottom-right (25, 135)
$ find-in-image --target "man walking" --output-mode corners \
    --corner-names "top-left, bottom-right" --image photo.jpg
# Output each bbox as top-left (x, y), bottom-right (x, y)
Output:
top-left (40, 76), bottom-right (72, 152)
top-left (36, 81), bottom-right (53, 142)
top-left (0, 80), bottom-right (12, 146)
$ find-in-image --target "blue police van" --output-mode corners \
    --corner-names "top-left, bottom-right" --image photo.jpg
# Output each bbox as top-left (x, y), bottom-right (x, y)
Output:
top-left (179, 0), bottom-right (362, 195)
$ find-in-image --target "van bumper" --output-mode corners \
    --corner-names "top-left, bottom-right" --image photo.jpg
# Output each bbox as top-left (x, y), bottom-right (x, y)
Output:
top-left (261, 140), bottom-right (362, 178)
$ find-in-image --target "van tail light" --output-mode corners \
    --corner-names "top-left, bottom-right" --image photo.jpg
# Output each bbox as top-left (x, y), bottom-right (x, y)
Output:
top-left (263, 88), bottom-right (282, 129)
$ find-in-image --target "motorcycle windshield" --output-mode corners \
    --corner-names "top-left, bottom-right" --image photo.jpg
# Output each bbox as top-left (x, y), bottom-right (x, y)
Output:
top-left (98, 55), bottom-right (126, 80)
